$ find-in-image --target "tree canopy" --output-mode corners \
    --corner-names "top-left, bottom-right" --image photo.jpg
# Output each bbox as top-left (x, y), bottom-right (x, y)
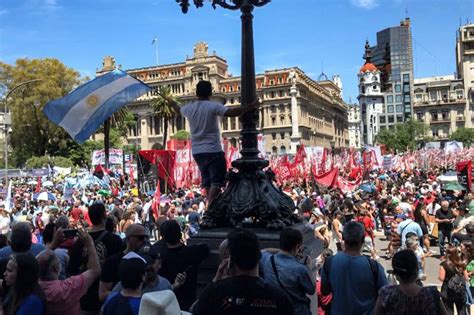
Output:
top-left (450, 127), bottom-right (474, 147)
top-left (0, 58), bottom-right (84, 166)
top-left (375, 120), bottom-right (430, 152)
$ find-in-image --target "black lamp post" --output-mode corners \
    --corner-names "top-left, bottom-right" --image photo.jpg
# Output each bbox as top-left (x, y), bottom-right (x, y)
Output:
top-left (176, 0), bottom-right (299, 229)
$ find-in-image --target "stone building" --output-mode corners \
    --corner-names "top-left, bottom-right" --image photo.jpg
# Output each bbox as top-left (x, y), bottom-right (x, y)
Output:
top-left (97, 42), bottom-right (348, 154)
top-left (456, 23), bottom-right (474, 128)
top-left (413, 75), bottom-right (468, 141)
top-left (347, 103), bottom-right (361, 149)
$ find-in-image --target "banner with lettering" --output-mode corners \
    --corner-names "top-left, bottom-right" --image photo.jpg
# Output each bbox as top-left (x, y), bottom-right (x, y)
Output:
top-left (92, 149), bottom-right (123, 166)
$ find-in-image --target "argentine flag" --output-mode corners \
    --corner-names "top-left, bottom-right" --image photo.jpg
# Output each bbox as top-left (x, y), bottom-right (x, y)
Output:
top-left (43, 69), bottom-right (151, 143)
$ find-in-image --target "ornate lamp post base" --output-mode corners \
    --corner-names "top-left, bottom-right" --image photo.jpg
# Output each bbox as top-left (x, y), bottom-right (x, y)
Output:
top-left (201, 163), bottom-right (300, 230)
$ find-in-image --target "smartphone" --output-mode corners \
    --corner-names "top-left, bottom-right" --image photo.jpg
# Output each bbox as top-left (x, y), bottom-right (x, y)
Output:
top-left (63, 229), bottom-right (78, 238)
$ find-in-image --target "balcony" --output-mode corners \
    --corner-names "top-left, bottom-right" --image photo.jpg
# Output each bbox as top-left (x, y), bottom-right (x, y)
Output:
top-left (414, 93), bottom-right (466, 107)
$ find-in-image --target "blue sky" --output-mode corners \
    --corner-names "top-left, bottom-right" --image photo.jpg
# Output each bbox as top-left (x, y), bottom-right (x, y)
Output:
top-left (0, 0), bottom-right (473, 103)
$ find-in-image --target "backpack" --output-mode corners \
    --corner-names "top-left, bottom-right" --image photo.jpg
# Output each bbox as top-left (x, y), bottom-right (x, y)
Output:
top-left (447, 273), bottom-right (466, 296)
top-left (81, 230), bottom-right (108, 271)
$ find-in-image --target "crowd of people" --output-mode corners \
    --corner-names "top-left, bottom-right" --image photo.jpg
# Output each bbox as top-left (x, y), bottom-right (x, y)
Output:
top-left (0, 162), bottom-right (471, 314)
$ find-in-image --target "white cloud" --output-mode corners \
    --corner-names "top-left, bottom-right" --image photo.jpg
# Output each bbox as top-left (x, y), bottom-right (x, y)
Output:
top-left (350, 0), bottom-right (379, 10)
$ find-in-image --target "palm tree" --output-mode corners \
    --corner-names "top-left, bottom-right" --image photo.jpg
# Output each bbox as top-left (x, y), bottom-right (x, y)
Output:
top-left (150, 86), bottom-right (179, 148)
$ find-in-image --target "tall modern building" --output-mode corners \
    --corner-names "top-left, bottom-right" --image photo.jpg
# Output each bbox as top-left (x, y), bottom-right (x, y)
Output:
top-left (97, 42), bottom-right (348, 154)
top-left (359, 17), bottom-right (414, 145)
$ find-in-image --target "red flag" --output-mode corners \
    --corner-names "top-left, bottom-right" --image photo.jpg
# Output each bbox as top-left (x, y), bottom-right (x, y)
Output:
top-left (151, 181), bottom-right (160, 220)
top-left (139, 150), bottom-right (176, 188)
top-left (294, 144), bottom-right (307, 165)
top-left (35, 177), bottom-right (41, 193)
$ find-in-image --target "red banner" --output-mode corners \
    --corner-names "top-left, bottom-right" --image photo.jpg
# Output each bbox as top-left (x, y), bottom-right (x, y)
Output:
top-left (456, 160), bottom-right (472, 192)
top-left (314, 167), bottom-right (339, 187)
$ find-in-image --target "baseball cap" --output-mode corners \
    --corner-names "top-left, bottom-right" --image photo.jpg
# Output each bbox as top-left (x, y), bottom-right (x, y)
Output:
top-left (395, 214), bottom-right (407, 220)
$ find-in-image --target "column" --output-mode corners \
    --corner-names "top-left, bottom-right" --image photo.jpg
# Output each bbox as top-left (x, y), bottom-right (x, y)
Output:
top-left (290, 84), bottom-right (301, 154)
top-left (140, 117), bottom-right (150, 150)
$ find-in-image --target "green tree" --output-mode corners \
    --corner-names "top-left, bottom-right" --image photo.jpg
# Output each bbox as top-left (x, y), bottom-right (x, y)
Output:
top-left (375, 120), bottom-right (429, 152)
top-left (0, 58), bottom-right (84, 166)
top-left (150, 86), bottom-right (179, 148)
top-left (450, 127), bottom-right (474, 147)
top-left (171, 129), bottom-right (191, 140)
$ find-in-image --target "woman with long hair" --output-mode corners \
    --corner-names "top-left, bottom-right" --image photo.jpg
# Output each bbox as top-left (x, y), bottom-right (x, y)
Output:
top-left (374, 249), bottom-right (447, 315)
top-left (413, 202), bottom-right (431, 253)
top-left (0, 253), bottom-right (45, 315)
top-left (118, 211), bottom-right (136, 235)
top-left (439, 245), bottom-right (468, 315)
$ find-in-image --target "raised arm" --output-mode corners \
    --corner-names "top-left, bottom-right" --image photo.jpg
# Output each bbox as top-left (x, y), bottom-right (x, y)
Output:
top-left (224, 100), bottom-right (260, 117)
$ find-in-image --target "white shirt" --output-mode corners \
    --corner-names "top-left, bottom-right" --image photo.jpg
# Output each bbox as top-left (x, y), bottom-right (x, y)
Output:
top-left (180, 100), bottom-right (228, 155)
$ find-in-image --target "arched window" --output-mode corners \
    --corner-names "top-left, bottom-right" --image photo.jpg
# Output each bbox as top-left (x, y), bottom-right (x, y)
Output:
top-left (272, 146), bottom-right (278, 155)
top-left (280, 146), bottom-right (286, 155)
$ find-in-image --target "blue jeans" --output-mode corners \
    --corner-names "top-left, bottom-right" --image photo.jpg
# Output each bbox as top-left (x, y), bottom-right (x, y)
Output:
top-left (438, 229), bottom-right (452, 257)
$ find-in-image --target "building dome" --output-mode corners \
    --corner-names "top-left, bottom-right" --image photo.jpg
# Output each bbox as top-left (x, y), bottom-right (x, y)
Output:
top-left (359, 62), bottom-right (378, 73)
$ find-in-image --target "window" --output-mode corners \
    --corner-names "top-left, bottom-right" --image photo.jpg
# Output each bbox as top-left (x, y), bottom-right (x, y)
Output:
top-left (362, 103), bottom-right (366, 114)
top-left (430, 110), bottom-right (438, 121)
top-left (272, 146), bottom-right (278, 154)
top-left (280, 146), bottom-right (286, 155)
top-left (373, 85), bottom-right (377, 90)
top-left (395, 85), bottom-right (401, 92)
top-left (403, 74), bottom-right (410, 82)
top-left (396, 105), bottom-right (403, 113)
top-left (387, 95), bottom-right (394, 103)
top-left (361, 87), bottom-right (365, 94)
top-left (416, 111), bottom-right (423, 121)
top-left (379, 116), bottom-right (386, 123)
top-left (271, 117), bottom-right (276, 125)
top-left (432, 128), bottom-right (438, 137)
top-left (230, 98), bottom-right (234, 104)
top-left (271, 133), bottom-right (276, 140)
top-left (223, 118), bottom-right (228, 130)
top-left (279, 90), bottom-right (284, 97)
top-left (396, 115), bottom-right (403, 122)
top-left (280, 132), bottom-right (285, 139)
top-left (442, 109), bottom-right (449, 120)
top-left (231, 117), bottom-right (237, 129)
top-left (387, 105), bottom-right (394, 113)
top-left (403, 85), bottom-right (410, 92)
top-left (388, 116), bottom-right (395, 123)
top-left (404, 95), bottom-right (411, 102)
top-left (395, 95), bottom-right (402, 102)
top-left (270, 91), bottom-right (275, 98)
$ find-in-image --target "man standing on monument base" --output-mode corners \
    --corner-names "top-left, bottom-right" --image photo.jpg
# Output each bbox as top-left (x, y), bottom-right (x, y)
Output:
top-left (165, 80), bottom-right (260, 205)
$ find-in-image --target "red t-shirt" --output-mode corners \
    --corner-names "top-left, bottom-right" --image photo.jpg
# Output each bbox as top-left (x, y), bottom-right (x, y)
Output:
top-left (357, 216), bottom-right (374, 238)
top-left (39, 274), bottom-right (88, 315)
top-left (70, 208), bottom-right (82, 222)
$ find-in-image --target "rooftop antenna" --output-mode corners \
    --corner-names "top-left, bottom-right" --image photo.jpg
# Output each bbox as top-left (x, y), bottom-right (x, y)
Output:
top-left (405, 7), bottom-right (408, 18)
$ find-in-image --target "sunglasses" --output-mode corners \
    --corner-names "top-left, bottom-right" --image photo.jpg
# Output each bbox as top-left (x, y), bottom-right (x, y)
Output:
top-left (129, 235), bottom-right (148, 241)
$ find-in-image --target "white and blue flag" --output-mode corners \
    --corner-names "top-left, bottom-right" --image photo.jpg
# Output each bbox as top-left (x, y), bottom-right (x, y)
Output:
top-left (43, 69), bottom-right (151, 143)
